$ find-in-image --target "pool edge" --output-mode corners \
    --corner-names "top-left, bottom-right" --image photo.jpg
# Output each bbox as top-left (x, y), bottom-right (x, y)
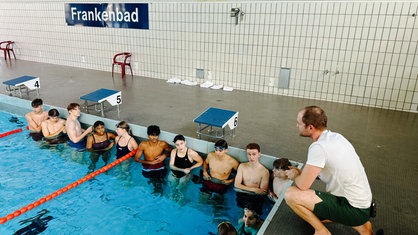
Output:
top-left (0, 93), bottom-right (304, 232)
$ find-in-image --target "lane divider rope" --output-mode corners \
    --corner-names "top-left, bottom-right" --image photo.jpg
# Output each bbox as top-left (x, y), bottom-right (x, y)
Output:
top-left (0, 128), bottom-right (23, 138)
top-left (0, 148), bottom-right (138, 224)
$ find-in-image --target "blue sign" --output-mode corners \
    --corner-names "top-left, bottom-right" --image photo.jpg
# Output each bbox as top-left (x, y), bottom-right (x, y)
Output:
top-left (65, 3), bottom-right (149, 29)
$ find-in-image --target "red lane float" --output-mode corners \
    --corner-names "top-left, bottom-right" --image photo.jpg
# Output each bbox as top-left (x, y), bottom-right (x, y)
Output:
top-left (0, 148), bottom-right (137, 224)
top-left (0, 128), bottom-right (22, 138)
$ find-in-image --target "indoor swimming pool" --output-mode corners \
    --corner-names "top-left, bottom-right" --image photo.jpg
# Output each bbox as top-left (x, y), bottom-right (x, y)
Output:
top-left (0, 110), bottom-right (274, 234)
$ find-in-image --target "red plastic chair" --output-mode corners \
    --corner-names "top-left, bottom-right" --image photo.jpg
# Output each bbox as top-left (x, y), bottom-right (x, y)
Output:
top-left (0, 41), bottom-right (16, 60)
top-left (112, 52), bottom-right (133, 78)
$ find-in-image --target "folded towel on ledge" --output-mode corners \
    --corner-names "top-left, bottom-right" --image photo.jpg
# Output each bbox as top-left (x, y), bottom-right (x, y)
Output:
top-left (167, 77), bottom-right (182, 84)
top-left (200, 81), bottom-right (214, 88)
top-left (210, 84), bottom-right (223, 90)
top-left (223, 86), bottom-right (234, 92)
top-left (181, 80), bottom-right (198, 86)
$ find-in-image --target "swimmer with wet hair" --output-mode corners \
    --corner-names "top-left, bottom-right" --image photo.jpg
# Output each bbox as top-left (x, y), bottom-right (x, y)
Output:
top-left (86, 121), bottom-right (117, 172)
top-left (200, 139), bottom-right (239, 195)
top-left (41, 108), bottom-right (67, 144)
top-left (217, 221), bottom-right (237, 235)
top-left (135, 124), bottom-right (171, 195)
top-left (115, 121), bottom-right (138, 159)
top-left (236, 208), bottom-right (264, 235)
top-left (65, 103), bottom-right (92, 150)
top-left (147, 125), bottom-right (161, 136)
top-left (168, 134), bottom-right (203, 202)
top-left (25, 98), bottom-right (48, 141)
top-left (234, 143), bottom-right (270, 215)
top-left (269, 158), bottom-right (291, 201)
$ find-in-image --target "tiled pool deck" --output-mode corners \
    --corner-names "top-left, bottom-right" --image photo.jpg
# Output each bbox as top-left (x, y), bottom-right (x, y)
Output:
top-left (1, 60), bottom-right (417, 234)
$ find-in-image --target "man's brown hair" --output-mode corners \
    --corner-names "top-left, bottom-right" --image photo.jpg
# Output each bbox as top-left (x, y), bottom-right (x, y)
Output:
top-left (246, 143), bottom-right (260, 152)
top-left (301, 106), bottom-right (327, 130)
top-left (67, 103), bottom-right (80, 111)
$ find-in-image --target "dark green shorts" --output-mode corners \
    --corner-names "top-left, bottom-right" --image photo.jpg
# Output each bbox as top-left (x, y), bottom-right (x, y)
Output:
top-left (313, 191), bottom-right (370, 226)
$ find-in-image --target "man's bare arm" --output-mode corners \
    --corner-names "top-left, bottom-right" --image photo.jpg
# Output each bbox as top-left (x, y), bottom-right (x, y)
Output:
top-left (287, 164), bottom-right (321, 191)
top-left (26, 113), bottom-right (41, 131)
top-left (135, 143), bottom-right (144, 162)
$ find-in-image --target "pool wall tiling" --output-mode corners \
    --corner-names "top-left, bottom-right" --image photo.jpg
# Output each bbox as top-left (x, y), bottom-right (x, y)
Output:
top-left (0, 94), bottom-right (303, 235)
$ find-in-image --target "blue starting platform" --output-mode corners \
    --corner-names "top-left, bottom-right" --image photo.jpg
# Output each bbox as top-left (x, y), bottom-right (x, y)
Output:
top-left (2, 75), bottom-right (40, 98)
top-left (80, 88), bottom-right (122, 117)
top-left (193, 107), bottom-right (238, 139)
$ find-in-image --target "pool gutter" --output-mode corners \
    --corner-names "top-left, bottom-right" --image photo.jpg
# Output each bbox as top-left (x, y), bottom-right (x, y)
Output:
top-left (0, 94), bottom-right (303, 234)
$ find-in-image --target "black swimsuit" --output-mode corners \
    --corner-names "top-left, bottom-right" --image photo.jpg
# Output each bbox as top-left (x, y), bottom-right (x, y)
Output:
top-left (92, 133), bottom-right (111, 154)
top-left (116, 136), bottom-right (131, 159)
top-left (172, 148), bottom-right (194, 178)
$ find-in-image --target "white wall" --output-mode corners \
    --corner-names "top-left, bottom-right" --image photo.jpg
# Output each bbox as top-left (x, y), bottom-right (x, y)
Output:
top-left (1, 1), bottom-right (417, 112)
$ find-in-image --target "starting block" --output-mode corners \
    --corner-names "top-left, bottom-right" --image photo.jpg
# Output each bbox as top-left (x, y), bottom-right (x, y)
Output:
top-left (193, 107), bottom-right (238, 139)
top-left (80, 88), bottom-right (122, 117)
top-left (2, 75), bottom-right (40, 98)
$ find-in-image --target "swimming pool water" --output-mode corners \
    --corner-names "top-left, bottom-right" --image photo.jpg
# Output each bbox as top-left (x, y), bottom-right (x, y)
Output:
top-left (0, 111), bottom-right (273, 234)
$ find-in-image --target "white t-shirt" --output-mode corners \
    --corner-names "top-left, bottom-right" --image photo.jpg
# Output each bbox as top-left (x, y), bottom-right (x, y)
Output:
top-left (307, 130), bottom-right (372, 209)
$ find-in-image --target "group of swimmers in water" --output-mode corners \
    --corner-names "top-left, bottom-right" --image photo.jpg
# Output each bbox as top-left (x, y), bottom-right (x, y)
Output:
top-left (24, 98), bottom-right (291, 235)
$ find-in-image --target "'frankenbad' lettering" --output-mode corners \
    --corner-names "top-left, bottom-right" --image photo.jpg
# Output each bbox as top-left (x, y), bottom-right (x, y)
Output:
top-left (71, 7), bottom-right (139, 23)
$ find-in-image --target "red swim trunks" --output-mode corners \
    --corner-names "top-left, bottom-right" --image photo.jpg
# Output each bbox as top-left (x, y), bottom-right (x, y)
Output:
top-left (201, 179), bottom-right (229, 194)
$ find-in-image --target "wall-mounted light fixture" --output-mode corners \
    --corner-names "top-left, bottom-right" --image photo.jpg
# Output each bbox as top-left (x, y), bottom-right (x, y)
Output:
top-left (230, 8), bottom-right (244, 25)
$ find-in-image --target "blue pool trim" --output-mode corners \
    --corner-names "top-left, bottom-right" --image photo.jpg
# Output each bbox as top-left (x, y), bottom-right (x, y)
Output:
top-left (0, 94), bottom-right (303, 234)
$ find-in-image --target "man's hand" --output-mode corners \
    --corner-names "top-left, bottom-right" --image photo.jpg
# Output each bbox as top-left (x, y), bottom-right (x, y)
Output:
top-left (203, 171), bottom-right (211, 180)
top-left (154, 155), bottom-right (165, 163)
top-left (254, 188), bottom-right (267, 194)
top-left (286, 166), bottom-right (301, 180)
top-left (84, 126), bottom-right (93, 134)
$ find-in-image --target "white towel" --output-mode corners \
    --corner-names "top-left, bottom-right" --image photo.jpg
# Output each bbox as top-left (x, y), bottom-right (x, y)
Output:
top-left (181, 80), bottom-right (198, 86)
top-left (210, 84), bottom-right (223, 90)
top-left (167, 77), bottom-right (182, 84)
top-left (223, 86), bottom-right (234, 92)
top-left (200, 81), bottom-right (214, 88)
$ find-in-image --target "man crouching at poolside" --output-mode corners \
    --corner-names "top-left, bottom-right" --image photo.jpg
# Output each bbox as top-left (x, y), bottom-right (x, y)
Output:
top-left (234, 143), bottom-right (270, 215)
top-left (201, 140), bottom-right (239, 195)
top-left (284, 106), bottom-right (374, 235)
top-left (135, 125), bottom-right (171, 195)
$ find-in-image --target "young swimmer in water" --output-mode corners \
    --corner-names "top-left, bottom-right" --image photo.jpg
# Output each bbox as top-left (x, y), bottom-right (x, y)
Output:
top-left (268, 158), bottom-right (291, 201)
top-left (217, 221), bottom-right (237, 235)
top-left (65, 103), bottom-right (93, 150)
top-left (114, 121), bottom-right (138, 181)
top-left (237, 208), bottom-right (264, 235)
top-left (86, 121), bottom-right (116, 173)
top-left (168, 134), bottom-right (203, 202)
top-left (201, 140), bottom-right (239, 195)
top-left (41, 109), bottom-right (68, 144)
top-left (25, 98), bottom-right (48, 141)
